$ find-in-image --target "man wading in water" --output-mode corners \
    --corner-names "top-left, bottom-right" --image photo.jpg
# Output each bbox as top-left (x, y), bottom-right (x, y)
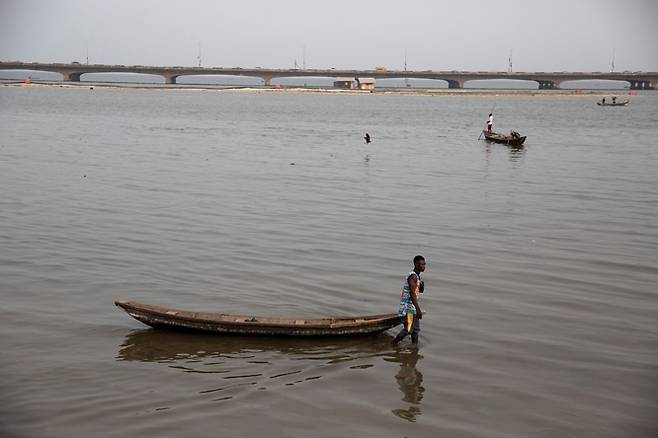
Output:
top-left (392, 255), bottom-right (426, 346)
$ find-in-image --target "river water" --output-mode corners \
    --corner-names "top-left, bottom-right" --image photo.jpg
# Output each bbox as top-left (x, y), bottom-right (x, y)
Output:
top-left (1, 86), bottom-right (657, 438)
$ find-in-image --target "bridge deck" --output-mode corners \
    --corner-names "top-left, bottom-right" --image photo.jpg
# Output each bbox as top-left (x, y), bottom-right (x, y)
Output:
top-left (1, 62), bottom-right (655, 89)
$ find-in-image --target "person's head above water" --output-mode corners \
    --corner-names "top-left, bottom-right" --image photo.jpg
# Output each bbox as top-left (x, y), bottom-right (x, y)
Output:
top-left (413, 255), bottom-right (426, 272)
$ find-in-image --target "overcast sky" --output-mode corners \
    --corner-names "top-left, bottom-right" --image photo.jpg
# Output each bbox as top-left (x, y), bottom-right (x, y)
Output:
top-left (1, 0), bottom-right (656, 72)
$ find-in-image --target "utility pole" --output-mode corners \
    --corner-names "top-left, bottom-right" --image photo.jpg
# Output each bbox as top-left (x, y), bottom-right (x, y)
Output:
top-left (610, 48), bottom-right (615, 72)
top-left (302, 45), bottom-right (306, 70)
top-left (86, 40), bottom-right (89, 65)
top-left (197, 42), bottom-right (202, 67)
top-left (508, 49), bottom-right (513, 73)
top-left (404, 48), bottom-right (410, 88)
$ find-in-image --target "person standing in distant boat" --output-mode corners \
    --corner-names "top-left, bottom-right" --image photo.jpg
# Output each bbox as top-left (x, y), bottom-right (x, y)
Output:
top-left (602, 97), bottom-right (606, 104)
top-left (364, 132), bottom-right (371, 143)
top-left (487, 113), bottom-right (494, 132)
top-left (612, 96), bottom-right (617, 104)
top-left (392, 255), bottom-right (426, 346)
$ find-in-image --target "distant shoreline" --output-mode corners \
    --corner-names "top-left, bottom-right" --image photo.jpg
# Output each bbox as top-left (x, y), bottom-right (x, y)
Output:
top-left (0, 81), bottom-right (633, 96)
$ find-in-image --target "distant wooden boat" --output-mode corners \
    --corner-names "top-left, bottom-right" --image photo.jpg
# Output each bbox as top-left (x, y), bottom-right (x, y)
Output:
top-left (597, 100), bottom-right (629, 106)
top-left (115, 300), bottom-right (401, 337)
top-left (482, 130), bottom-right (526, 146)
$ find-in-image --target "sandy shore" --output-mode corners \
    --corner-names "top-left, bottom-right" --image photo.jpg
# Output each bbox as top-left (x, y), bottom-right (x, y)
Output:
top-left (1, 81), bottom-right (626, 96)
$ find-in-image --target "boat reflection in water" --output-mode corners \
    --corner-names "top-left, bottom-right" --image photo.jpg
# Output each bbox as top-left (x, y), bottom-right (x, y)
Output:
top-left (385, 348), bottom-right (425, 422)
top-left (507, 144), bottom-right (526, 163)
top-left (116, 328), bottom-right (397, 363)
top-left (483, 140), bottom-right (527, 166)
top-left (117, 329), bottom-right (425, 421)
top-left (116, 329), bottom-right (401, 396)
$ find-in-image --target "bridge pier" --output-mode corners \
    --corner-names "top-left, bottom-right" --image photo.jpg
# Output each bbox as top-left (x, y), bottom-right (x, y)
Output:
top-left (629, 80), bottom-right (654, 90)
top-left (537, 80), bottom-right (557, 90)
top-left (61, 72), bottom-right (82, 82)
top-left (446, 79), bottom-right (463, 89)
top-left (261, 75), bottom-right (273, 87)
top-left (162, 74), bottom-right (179, 84)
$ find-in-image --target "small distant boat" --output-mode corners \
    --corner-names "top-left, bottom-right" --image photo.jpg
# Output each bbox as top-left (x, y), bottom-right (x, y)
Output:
top-left (597, 99), bottom-right (629, 106)
top-left (482, 130), bottom-right (526, 147)
top-left (115, 300), bottom-right (401, 337)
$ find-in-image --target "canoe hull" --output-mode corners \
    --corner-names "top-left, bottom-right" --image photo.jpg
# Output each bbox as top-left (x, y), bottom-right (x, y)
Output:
top-left (115, 300), bottom-right (401, 337)
top-left (597, 101), bottom-right (629, 106)
top-left (483, 131), bottom-right (527, 146)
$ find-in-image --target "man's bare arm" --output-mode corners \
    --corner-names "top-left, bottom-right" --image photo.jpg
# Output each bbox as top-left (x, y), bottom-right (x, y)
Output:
top-left (408, 274), bottom-right (422, 319)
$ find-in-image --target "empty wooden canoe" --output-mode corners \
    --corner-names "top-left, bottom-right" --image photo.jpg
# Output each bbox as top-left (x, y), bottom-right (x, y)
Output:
top-left (115, 300), bottom-right (401, 337)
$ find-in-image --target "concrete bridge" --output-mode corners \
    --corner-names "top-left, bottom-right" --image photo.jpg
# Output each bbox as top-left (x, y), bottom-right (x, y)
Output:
top-left (1, 61), bottom-right (656, 90)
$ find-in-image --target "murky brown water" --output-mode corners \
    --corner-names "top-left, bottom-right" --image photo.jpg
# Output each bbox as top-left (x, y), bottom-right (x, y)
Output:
top-left (1, 86), bottom-right (657, 437)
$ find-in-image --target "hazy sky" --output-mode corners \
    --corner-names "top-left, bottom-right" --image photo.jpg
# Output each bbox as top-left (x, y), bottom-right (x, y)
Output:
top-left (1, 0), bottom-right (657, 72)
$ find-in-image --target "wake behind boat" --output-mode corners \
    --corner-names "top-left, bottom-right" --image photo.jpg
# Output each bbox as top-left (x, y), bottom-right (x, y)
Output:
top-left (115, 300), bottom-right (401, 337)
top-left (482, 130), bottom-right (527, 146)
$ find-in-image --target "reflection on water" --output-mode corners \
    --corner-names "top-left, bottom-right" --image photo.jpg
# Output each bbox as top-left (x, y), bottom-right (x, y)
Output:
top-left (385, 348), bottom-right (425, 422)
top-left (117, 329), bottom-right (403, 399)
top-left (482, 141), bottom-right (526, 164)
top-left (507, 144), bottom-right (526, 162)
top-left (117, 329), bottom-right (428, 420)
top-left (117, 329), bottom-right (396, 363)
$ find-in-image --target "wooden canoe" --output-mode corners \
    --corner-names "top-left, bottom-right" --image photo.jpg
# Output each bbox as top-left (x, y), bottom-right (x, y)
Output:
top-left (597, 100), bottom-right (629, 106)
top-left (483, 130), bottom-right (527, 146)
top-left (115, 300), bottom-right (401, 337)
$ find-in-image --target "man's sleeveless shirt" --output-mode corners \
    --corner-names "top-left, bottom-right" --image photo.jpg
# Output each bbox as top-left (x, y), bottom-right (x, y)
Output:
top-left (398, 271), bottom-right (421, 316)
